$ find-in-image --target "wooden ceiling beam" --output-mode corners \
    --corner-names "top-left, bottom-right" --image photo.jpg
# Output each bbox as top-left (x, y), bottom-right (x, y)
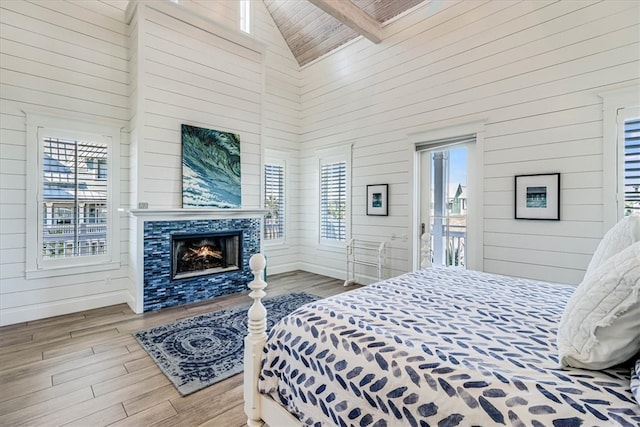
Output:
top-left (306, 0), bottom-right (382, 43)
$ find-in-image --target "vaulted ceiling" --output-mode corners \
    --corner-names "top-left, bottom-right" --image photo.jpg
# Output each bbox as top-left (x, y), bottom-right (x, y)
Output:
top-left (263, 0), bottom-right (426, 66)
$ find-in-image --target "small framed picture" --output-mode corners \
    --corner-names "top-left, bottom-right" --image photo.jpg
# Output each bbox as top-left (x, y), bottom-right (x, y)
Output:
top-left (367, 184), bottom-right (388, 216)
top-left (515, 173), bottom-right (560, 220)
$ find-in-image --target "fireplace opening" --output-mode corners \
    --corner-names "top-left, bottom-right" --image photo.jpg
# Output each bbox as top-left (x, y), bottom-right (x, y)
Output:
top-left (171, 230), bottom-right (242, 280)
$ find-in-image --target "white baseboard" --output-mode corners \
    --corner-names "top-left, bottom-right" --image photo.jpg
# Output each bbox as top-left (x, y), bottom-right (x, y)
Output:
top-left (267, 261), bottom-right (353, 283)
top-left (264, 261), bottom-right (302, 277)
top-left (0, 291), bottom-right (130, 326)
top-left (296, 262), bottom-right (345, 281)
top-left (124, 290), bottom-right (139, 314)
top-left (0, 264), bottom-right (365, 326)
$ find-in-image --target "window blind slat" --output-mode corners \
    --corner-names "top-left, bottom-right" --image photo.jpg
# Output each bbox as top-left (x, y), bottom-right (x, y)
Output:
top-left (320, 161), bottom-right (346, 241)
top-left (264, 164), bottom-right (285, 240)
top-left (624, 118), bottom-right (640, 212)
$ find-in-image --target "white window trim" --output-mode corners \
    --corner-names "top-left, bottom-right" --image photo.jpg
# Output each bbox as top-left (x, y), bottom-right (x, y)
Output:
top-left (408, 117), bottom-right (486, 272)
top-left (599, 85), bottom-right (640, 230)
top-left (317, 145), bottom-right (352, 248)
top-left (263, 148), bottom-right (290, 246)
top-left (25, 111), bottom-right (122, 279)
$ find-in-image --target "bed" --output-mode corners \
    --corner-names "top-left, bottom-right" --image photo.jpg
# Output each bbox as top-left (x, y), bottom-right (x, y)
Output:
top-left (243, 255), bottom-right (640, 427)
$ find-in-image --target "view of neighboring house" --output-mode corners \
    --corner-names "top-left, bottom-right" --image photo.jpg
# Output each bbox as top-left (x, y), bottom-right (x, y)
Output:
top-left (42, 137), bottom-right (108, 259)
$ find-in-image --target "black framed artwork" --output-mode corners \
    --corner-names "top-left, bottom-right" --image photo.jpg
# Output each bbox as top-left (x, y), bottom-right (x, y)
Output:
top-left (515, 173), bottom-right (560, 220)
top-left (367, 184), bottom-right (388, 216)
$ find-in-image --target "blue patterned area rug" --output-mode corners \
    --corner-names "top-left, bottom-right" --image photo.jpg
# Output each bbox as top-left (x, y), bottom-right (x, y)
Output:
top-left (133, 292), bottom-right (320, 396)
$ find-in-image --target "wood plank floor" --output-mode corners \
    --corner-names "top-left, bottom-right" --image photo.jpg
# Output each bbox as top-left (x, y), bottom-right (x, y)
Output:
top-left (0, 271), bottom-right (360, 427)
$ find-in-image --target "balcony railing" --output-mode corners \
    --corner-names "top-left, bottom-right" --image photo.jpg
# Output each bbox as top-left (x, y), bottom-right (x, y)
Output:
top-left (264, 218), bottom-right (283, 240)
top-left (44, 223), bottom-right (106, 234)
top-left (42, 224), bottom-right (107, 258)
top-left (428, 216), bottom-right (466, 267)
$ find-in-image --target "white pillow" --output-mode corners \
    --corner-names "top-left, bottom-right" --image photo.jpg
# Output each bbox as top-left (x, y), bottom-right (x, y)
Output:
top-left (557, 241), bottom-right (640, 370)
top-left (585, 214), bottom-right (640, 278)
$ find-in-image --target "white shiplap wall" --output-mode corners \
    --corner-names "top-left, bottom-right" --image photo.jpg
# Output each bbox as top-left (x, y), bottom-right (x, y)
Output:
top-left (128, 1), bottom-right (264, 209)
top-left (183, 0), bottom-right (303, 274)
top-left (3, 0), bottom-right (636, 325)
top-left (298, 0), bottom-right (640, 284)
top-left (126, 0), bottom-right (301, 275)
top-left (254, 0), bottom-right (302, 273)
top-left (0, 0), bottom-right (301, 325)
top-left (0, 0), bottom-right (131, 325)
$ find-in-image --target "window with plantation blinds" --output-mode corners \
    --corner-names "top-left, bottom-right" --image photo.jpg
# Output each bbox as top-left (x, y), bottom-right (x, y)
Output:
top-left (41, 137), bottom-right (109, 260)
top-left (264, 163), bottom-right (285, 240)
top-left (624, 117), bottom-right (640, 215)
top-left (320, 161), bottom-right (347, 241)
top-left (26, 113), bottom-right (120, 278)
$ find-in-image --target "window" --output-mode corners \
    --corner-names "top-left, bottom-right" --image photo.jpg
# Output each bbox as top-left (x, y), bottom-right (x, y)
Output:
top-left (263, 149), bottom-right (290, 244)
top-left (408, 118), bottom-right (486, 271)
top-left (599, 86), bottom-right (640, 228)
top-left (240, 0), bottom-right (251, 34)
top-left (97, 159), bottom-right (108, 179)
top-left (624, 117), bottom-right (640, 215)
top-left (26, 112), bottom-right (120, 277)
top-left (264, 162), bottom-right (285, 241)
top-left (320, 161), bottom-right (347, 242)
top-left (41, 137), bottom-right (109, 260)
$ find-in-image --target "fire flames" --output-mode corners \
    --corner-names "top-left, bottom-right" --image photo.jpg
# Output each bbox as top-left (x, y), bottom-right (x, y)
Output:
top-left (183, 245), bottom-right (223, 261)
top-left (173, 236), bottom-right (239, 279)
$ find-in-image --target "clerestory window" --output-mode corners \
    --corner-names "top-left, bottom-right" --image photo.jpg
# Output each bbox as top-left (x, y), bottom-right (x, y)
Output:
top-left (240, 0), bottom-right (251, 34)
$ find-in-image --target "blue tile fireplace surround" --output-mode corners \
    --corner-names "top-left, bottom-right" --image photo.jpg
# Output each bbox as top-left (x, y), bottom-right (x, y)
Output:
top-left (142, 218), bottom-right (261, 311)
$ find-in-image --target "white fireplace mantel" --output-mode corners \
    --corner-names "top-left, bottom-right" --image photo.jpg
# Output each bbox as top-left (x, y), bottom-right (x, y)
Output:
top-left (129, 208), bottom-right (268, 220)
top-left (128, 208), bottom-right (268, 314)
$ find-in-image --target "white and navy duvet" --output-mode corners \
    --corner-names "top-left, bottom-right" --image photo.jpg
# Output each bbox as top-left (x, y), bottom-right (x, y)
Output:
top-left (258, 268), bottom-right (639, 426)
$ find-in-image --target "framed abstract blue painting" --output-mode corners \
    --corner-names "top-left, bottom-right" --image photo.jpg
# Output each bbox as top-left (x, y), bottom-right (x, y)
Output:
top-left (182, 124), bottom-right (241, 208)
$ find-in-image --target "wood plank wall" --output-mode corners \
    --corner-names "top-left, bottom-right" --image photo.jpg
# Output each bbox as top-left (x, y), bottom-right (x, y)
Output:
top-left (0, 0), bottom-right (301, 326)
top-left (132, 0), bottom-right (300, 273)
top-left (0, 0), bottom-right (131, 326)
top-left (131, 3), bottom-right (263, 208)
top-left (297, 0), bottom-right (640, 284)
top-left (1, 0), bottom-right (638, 325)
top-left (247, 0), bottom-right (303, 274)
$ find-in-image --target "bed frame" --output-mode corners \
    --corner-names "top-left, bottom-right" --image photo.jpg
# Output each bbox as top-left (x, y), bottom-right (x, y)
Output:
top-left (243, 254), bottom-right (640, 426)
top-left (243, 254), bottom-right (300, 426)
top-left (242, 251), bottom-right (429, 426)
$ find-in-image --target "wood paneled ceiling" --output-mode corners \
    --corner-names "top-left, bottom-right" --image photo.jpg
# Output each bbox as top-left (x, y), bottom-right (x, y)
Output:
top-left (263, 0), bottom-right (425, 66)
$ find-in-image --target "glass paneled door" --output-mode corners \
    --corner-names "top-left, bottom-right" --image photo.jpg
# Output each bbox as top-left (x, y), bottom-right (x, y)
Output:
top-left (419, 146), bottom-right (468, 268)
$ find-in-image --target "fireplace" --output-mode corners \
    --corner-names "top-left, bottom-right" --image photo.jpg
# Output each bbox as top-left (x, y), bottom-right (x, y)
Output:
top-left (171, 230), bottom-right (243, 280)
top-left (134, 212), bottom-right (264, 313)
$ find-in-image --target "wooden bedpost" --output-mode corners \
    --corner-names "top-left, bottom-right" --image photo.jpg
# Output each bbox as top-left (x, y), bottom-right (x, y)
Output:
top-left (244, 253), bottom-right (267, 427)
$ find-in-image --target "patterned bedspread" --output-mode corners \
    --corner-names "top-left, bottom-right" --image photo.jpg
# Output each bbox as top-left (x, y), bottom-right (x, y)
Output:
top-left (258, 268), bottom-right (639, 426)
